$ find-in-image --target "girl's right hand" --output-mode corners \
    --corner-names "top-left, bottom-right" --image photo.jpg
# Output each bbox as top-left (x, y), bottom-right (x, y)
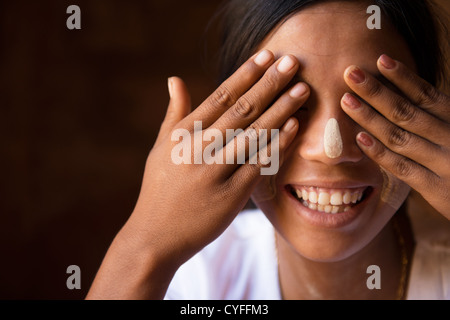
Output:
top-left (86, 50), bottom-right (310, 299)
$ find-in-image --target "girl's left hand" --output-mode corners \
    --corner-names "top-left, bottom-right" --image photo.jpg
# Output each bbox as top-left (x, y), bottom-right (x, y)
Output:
top-left (341, 54), bottom-right (450, 220)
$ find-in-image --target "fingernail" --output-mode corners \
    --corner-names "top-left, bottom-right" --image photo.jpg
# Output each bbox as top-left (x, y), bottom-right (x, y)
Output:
top-left (357, 132), bottom-right (374, 147)
top-left (283, 118), bottom-right (297, 132)
top-left (168, 77), bottom-right (174, 99)
top-left (277, 55), bottom-right (296, 73)
top-left (342, 93), bottom-right (361, 109)
top-left (379, 54), bottom-right (396, 69)
top-left (289, 83), bottom-right (308, 98)
top-left (348, 67), bottom-right (365, 84)
top-left (254, 50), bottom-right (272, 66)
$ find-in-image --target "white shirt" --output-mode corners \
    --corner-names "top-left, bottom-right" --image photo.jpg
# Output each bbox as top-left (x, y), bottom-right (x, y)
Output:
top-left (165, 209), bottom-right (281, 299)
top-left (165, 195), bottom-right (450, 300)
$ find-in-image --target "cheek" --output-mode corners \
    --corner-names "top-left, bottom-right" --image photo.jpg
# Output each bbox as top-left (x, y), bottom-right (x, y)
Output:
top-left (380, 168), bottom-right (411, 210)
top-left (251, 175), bottom-right (278, 203)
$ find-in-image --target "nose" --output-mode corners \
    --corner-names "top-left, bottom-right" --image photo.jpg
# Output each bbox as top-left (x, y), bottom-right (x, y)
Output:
top-left (296, 99), bottom-right (365, 165)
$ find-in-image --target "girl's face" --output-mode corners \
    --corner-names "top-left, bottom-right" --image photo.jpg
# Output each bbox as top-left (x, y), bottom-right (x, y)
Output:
top-left (252, 1), bottom-right (415, 262)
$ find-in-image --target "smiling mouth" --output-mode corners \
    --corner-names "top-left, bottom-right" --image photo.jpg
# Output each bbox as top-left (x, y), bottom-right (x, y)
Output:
top-left (288, 185), bottom-right (371, 214)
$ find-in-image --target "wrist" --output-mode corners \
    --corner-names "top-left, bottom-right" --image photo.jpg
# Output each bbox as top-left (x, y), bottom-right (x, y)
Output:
top-left (116, 220), bottom-right (181, 296)
top-left (86, 218), bottom-right (179, 300)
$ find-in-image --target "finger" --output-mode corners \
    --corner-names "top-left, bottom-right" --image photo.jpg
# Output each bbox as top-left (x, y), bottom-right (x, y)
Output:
top-left (377, 54), bottom-right (450, 121)
top-left (211, 55), bottom-right (300, 133)
top-left (344, 65), bottom-right (448, 145)
top-left (185, 49), bottom-right (275, 129)
top-left (355, 131), bottom-right (441, 199)
top-left (342, 92), bottom-right (443, 174)
top-left (245, 82), bottom-right (309, 135)
top-left (159, 77), bottom-right (192, 138)
top-left (231, 117), bottom-right (299, 185)
top-left (217, 81), bottom-right (308, 177)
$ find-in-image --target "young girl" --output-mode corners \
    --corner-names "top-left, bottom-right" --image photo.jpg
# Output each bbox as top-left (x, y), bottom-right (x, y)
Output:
top-left (87, 0), bottom-right (450, 300)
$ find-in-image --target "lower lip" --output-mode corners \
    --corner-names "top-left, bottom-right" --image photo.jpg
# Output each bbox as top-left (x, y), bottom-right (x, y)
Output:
top-left (284, 187), bottom-right (373, 229)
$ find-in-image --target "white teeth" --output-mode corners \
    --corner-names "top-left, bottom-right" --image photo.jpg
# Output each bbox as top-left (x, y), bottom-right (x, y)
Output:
top-left (351, 193), bottom-right (358, 204)
top-left (309, 191), bottom-right (318, 204)
top-left (309, 202), bottom-right (317, 210)
top-left (294, 186), bottom-right (367, 214)
top-left (318, 192), bottom-right (330, 205)
top-left (330, 192), bottom-right (343, 205)
top-left (343, 192), bottom-right (351, 204)
top-left (299, 200), bottom-right (347, 214)
top-left (302, 189), bottom-right (309, 201)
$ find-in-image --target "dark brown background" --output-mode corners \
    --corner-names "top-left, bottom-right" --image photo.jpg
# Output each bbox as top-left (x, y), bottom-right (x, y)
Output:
top-left (0, 0), bottom-right (449, 299)
top-left (0, 0), bottom-right (223, 299)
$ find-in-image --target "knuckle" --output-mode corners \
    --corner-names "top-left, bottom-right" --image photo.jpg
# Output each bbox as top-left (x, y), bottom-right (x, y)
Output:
top-left (212, 85), bottom-right (236, 108)
top-left (245, 124), bottom-right (260, 141)
top-left (418, 81), bottom-right (440, 105)
top-left (391, 98), bottom-right (416, 123)
top-left (365, 80), bottom-right (383, 98)
top-left (387, 126), bottom-right (411, 148)
top-left (261, 72), bottom-right (280, 92)
top-left (361, 106), bottom-right (378, 123)
top-left (233, 96), bottom-right (257, 118)
top-left (372, 141), bottom-right (387, 160)
top-left (394, 158), bottom-right (412, 178)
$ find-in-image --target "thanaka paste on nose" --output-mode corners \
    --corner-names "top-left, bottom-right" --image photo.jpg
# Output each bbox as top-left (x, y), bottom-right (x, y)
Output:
top-left (324, 118), bottom-right (343, 159)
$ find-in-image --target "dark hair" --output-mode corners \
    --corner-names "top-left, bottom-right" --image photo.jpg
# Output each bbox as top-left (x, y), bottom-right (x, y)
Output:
top-left (217, 0), bottom-right (448, 87)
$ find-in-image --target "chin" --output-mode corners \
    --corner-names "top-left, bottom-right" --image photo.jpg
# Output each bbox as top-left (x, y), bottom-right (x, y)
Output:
top-left (252, 180), bottom-right (405, 262)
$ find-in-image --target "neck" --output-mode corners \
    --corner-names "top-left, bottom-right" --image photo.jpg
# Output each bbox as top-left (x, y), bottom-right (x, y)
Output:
top-left (276, 210), bottom-right (413, 300)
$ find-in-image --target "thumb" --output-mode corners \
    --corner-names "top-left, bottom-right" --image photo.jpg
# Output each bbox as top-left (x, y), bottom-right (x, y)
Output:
top-left (159, 77), bottom-right (192, 137)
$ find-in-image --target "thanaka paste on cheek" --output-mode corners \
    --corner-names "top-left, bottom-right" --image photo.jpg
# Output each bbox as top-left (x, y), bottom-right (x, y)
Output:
top-left (324, 118), bottom-right (343, 159)
top-left (252, 175), bottom-right (277, 203)
top-left (380, 167), bottom-right (411, 210)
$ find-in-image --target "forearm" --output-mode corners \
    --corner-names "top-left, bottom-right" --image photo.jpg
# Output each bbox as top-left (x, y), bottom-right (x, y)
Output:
top-left (85, 224), bottom-right (176, 300)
